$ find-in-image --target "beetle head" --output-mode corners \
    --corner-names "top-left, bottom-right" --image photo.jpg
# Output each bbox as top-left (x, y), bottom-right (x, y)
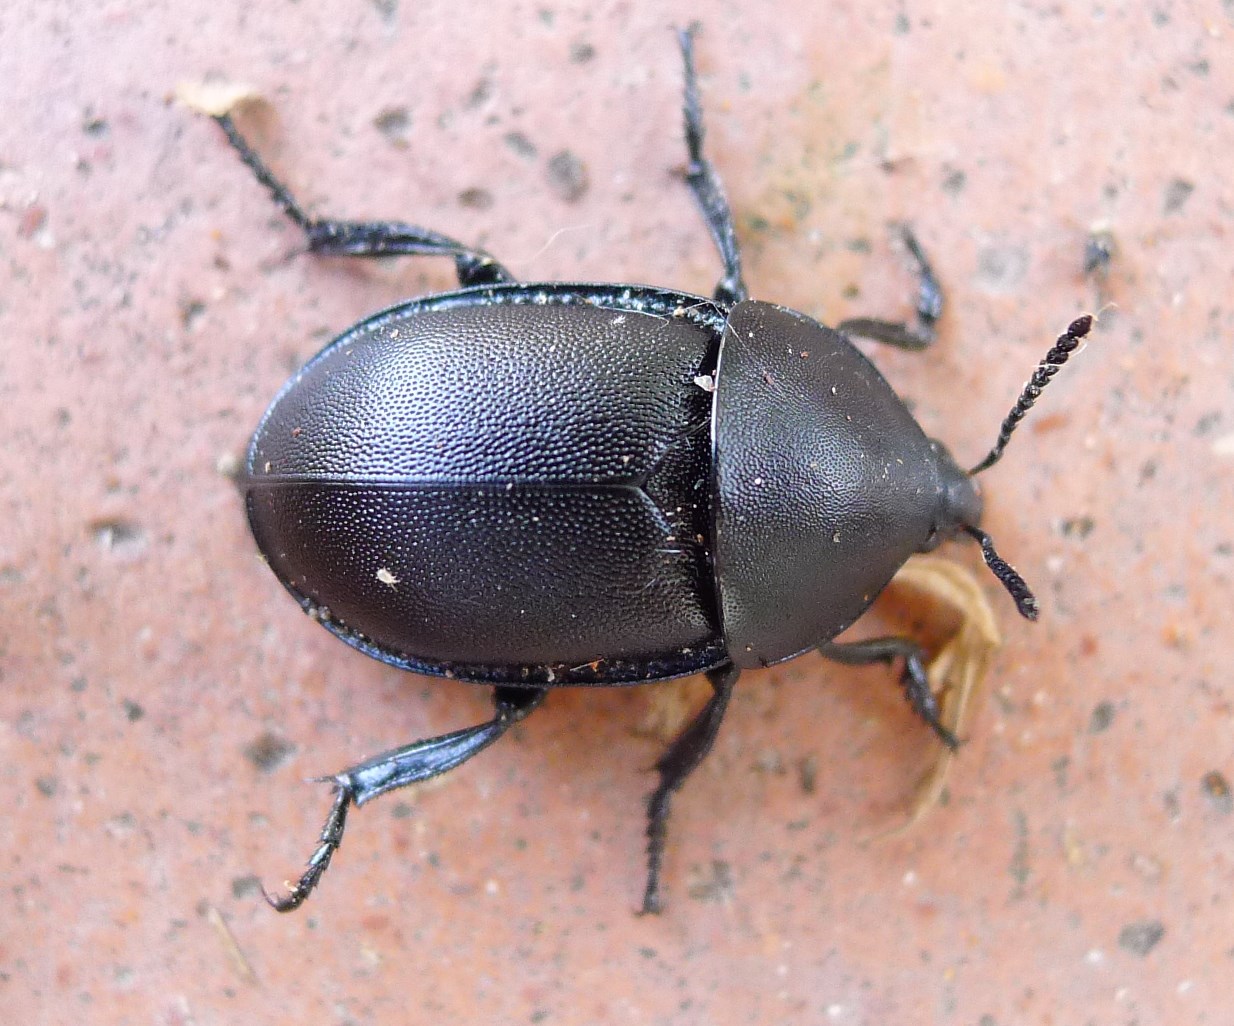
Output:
top-left (923, 440), bottom-right (984, 551)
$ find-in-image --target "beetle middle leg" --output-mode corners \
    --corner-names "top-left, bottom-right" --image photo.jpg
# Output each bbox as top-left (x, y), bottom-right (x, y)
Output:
top-left (819, 638), bottom-right (959, 749)
top-left (641, 662), bottom-right (740, 914)
top-left (836, 226), bottom-right (942, 350)
top-left (264, 685), bottom-right (546, 912)
top-left (677, 26), bottom-right (748, 306)
top-left (213, 113), bottom-right (512, 287)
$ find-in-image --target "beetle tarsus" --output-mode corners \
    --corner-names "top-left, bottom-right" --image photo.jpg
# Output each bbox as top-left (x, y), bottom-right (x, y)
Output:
top-left (214, 113), bottom-right (314, 232)
top-left (837, 226), bottom-right (942, 351)
top-left (819, 638), bottom-right (959, 749)
top-left (899, 650), bottom-right (960, 750)
top-left (640, 786), bottom-right (671, 916)
top-left (263, 784), bottom-right (353, 912)
top-left (640, 663), bottom-right (739, 914)
top-left (677, 24), bottom-right (748, 306)
top-left (212, 112), bottom-right (513, 287)
top-left (259, 687), bottom-right (547, 912)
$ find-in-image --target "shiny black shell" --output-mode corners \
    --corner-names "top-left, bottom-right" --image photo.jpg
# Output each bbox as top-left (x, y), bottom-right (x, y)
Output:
top-left (244, 283), bottom-right (730, 686)
top-left (243, 282), bottom-right (951, 686)
top-left (712, 301), bottom-right (953, 667)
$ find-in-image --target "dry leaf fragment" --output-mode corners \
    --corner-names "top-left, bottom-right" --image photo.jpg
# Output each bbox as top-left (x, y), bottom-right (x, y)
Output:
top-left (875, 555), bottom-right (1002, 836)
top-left (175, 79), bottom-right (263, 118)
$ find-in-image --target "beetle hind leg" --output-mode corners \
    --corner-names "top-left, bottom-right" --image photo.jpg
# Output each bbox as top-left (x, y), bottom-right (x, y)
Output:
top-left (837, 226), bottom-right (942, 351)
top-left (641, 663), bottom-right (740, 914)
top-left (213, 113), bottom-right (513, 287)
top-left (819, 637), bottom-right (959, 749)
top-left (263, 685), bottom-right (547, 912)
top-left (677, 26), bottom-right (748, 306)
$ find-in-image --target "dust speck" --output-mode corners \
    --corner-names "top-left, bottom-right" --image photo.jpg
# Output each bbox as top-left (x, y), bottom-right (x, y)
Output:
top-left (245, 732), bottom-right (295, 772)
top-left (374, 106), bottom-right (411, 146)
top-left (1162, 178), bottom-right (1194, 214)
top-left (687, 859), bottom-right (734, 903)
top-left (975, 243), bottom-right (1028, 293)
top-left (458, 187), bottom-right (493, 210)
top-left (232, 875), bottom-right (263, 899)
top-left (89, 518), bottom-right (146, 555)
top-left (504, 131), bottom-right (537, 159)
top-left (569, 41), bottom-right (596, 63)
top-left (1118, 919), bottom-right (1165, 956)
top-left (1201, 770), bottom-right (1232, 814)
top-left (546, 150), bottom-right (589, 203)
top-left (1088, 701), bottom-right (1115, 733)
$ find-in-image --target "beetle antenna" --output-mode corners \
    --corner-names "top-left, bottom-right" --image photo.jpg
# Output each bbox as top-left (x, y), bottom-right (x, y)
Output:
top-left (969, 314), bottom-right (1093, 475)
top-left (964, 525), bottom-right (1039, 620)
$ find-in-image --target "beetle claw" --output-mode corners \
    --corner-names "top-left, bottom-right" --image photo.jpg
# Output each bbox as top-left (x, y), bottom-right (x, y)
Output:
top-left (262, 880), bottom-right (308, 913)
top-left (260, 785), bottom-right (353, 912)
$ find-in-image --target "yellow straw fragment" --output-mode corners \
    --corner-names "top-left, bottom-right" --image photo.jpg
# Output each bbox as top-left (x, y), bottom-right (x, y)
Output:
top-left (877, 555), bottom-right (1002, 836)
top-left (174, 79), bottom-right (263, 118)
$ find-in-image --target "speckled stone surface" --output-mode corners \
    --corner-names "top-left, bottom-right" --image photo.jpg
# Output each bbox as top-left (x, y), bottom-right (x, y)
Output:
top-left (3, 2), bottom-right (1232, 1024)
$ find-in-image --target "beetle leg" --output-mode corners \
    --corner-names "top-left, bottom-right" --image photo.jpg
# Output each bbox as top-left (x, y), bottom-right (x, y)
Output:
top-left (819, 638), bottom-right (959, 749)
top-left (837, 227), bottom-right (942, 350)
top-left (641, 663), bottom-right (740, 914)
top-left (213, 113), bottom-right (513, 287)
top-left (677, 26), bottom-right (748, 306)
top-left (263, 685), bottom-right (547, 912)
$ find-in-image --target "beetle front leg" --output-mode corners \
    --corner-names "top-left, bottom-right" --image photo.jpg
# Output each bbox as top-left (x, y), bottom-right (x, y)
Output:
top-left (820, 637), bottom-right (958, 749)
top-left (677, 26), bottom-right (748, 306)
top-left (264, 685), bottom-right (547, 912)
top-left (837, 226), bottom-right (942, 350)
top-left (819, 637), bottom-right (959, 749)
top-left (213, 114), bottom-right (513, 287)
top-left (641, 662), bottom-right (740, 914)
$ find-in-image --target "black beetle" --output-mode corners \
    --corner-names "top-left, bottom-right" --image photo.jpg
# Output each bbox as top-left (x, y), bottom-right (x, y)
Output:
top-left (211, 28), bottom-right (1089, 912)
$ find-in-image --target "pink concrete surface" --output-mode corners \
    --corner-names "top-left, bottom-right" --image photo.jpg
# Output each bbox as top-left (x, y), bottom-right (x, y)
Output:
top-left (3, 1), bottom-right (1232, 1023)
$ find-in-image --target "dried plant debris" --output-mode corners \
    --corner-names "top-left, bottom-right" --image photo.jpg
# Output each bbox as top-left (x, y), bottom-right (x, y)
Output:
top-left (877, 555), bottom-right (1002, 835)
top-left (175, 79), bottom-right (263, 118)
top-left (639, 674), bottom-right (714, 742)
